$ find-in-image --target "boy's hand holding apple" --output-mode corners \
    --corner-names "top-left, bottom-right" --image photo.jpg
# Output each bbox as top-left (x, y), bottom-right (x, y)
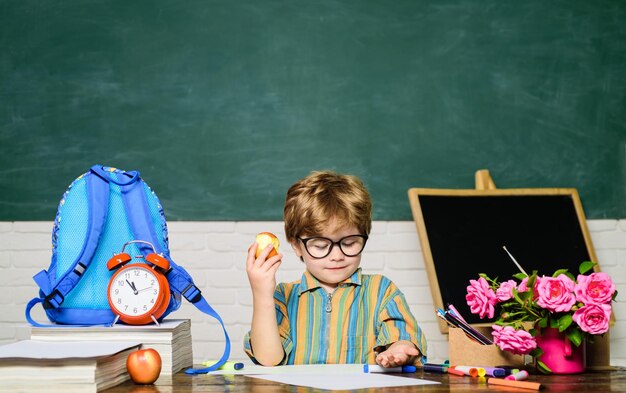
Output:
top-left (246, 232), bottom-right (283, 300)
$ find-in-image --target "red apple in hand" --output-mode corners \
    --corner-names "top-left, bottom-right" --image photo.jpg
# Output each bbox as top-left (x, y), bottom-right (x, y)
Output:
top-left (126, 348), bottom-right (162, 384)
top-left (255, 232), bottom-right (280, 258)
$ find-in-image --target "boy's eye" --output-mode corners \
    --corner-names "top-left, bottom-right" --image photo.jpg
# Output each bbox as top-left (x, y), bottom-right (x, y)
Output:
top-left (310, 241), bottom-right (330, 249)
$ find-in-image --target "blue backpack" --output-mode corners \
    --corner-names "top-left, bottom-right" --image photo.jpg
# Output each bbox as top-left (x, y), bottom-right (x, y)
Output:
top-left (25, 165), bottom-right (230, 374)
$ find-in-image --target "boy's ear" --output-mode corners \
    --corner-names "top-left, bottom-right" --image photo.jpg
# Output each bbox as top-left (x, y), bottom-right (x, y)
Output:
top-left (290, 241), bottom-right (303, 258)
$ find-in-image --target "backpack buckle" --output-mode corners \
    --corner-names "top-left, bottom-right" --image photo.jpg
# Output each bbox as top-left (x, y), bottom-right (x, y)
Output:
top-left (182, 284), bottom-right (202, 303)
top-left (43, 289), bottom-right (64, 310)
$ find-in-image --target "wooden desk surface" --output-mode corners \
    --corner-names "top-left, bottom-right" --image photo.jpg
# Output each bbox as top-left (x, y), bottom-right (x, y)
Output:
top-left (104, 368), bottom-right (626, 392)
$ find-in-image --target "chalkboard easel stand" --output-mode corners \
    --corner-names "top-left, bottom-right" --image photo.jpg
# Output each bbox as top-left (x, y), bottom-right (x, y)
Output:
top-left (474, 169), bottom-right (497, 190)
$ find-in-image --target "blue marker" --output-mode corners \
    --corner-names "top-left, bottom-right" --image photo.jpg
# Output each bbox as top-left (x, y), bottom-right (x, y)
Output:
top-left (423, 363), bottom-right (448, 373)
top-left (363, 364), bottom-right (417, 373)
top-left (482, 367), bottom-right (506, 377)
top-left (201, 360), bottom-right (244, 370)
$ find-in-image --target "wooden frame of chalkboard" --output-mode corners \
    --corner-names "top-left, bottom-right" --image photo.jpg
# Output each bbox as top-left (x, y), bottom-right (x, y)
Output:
top-left (408, 172), bottom-right (600, 334)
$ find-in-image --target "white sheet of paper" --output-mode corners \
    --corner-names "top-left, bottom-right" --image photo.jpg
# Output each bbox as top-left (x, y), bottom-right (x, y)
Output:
top-left (209, 363), bottom-right (364, 375)
top-left (248, 373), bottom-right (440, 390)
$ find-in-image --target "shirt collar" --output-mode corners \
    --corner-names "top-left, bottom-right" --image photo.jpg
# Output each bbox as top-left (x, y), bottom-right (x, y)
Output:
top-left (298, 267), bottom-right (362, 295)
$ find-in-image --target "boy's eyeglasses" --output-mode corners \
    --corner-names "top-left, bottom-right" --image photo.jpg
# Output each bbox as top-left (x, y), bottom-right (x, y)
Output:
top-left (297, 234), bottom-right (368, 259)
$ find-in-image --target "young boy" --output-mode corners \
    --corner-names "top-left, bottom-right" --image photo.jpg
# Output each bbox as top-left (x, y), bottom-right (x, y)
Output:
top-left (244, 171), bottom-right (427, 367)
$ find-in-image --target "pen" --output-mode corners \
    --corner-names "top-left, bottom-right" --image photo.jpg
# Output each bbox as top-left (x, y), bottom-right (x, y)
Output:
top-left (363, 364), bottom-right (417, 373)
top-left (423, 363), bottom-right (448, 373)
top-left (506, 370), bottom-right (529, 381)
top-left (446, 304), bottom-right (467, 323)
top-left (495, 365), bottom-right (519, 376)
top-left (452, 365), bottom-right (479, 377)
top-left (447, 367), bottom-right (465, 376)
top-left (482, 367), bottom-right (506, 377)
top-left (200, 360), bottom-right (244, 370)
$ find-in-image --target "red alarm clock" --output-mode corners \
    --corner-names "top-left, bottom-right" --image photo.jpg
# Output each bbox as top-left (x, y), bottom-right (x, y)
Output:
top-left (107, 240), bottom-right (171, 325)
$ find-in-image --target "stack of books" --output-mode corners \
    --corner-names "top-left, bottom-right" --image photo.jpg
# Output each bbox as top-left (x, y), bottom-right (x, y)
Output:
top-left (0, 340), bottom-right (140, 392)
top-left (30, 319), bottom-right (193, 382)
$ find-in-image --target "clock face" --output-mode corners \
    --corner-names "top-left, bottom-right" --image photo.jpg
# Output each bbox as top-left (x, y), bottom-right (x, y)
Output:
top-left (109, 265), bottom-right (162, 317)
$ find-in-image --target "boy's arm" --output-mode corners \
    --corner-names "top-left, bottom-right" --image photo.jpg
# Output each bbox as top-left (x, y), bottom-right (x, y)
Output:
top-left (246, 242), bottom-right (285, 366)
top-left (375, 282), bottom-right (427, 366)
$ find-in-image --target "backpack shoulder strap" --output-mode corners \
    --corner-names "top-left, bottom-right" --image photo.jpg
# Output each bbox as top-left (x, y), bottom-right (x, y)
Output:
top-left (26, 166), bottom-right (113, 326)
top-left (184, 296), bottom-right (231, 374)
top-left (118, 172), bottom-right (231, 373)
top-left (167, 267), bottom-right (231, 374)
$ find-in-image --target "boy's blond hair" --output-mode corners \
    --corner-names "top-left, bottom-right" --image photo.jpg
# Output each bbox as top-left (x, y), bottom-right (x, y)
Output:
top-left (284, 170), bottom-right (372, 243)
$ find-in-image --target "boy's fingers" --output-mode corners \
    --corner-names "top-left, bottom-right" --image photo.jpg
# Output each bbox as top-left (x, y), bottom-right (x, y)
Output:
top-left (376, 353), bottom-right (390, 367)
top-left (257, 242), bottom-right (276, 266)
top-left (267, 257), bottom-right (283, 274)
top-left (251, 241), bottom-right (274, 269)
top-left (262, 253), bottom-right (283, 272)
top-left (246, 242), bottom-right (258, 268)
top-left (406, 347), bottom-right (420, 356)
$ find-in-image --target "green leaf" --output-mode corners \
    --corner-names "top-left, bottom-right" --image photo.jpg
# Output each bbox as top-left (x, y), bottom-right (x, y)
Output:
top-left (558, 314), bottom-right (573, 332)
top-left (549, 318), bottom-right (558, 328)
top-left (579, 261), bottom-right (596, 275)
top-left (552, 268), bottom-right (569, 277)
top-left (567, 329), bottom-right (583, 347)
top-left (526, 274), bottom-right (537, 290)
top-left (538, 317), bottom-right (548, 328)
top-left (536, 360), bottom-right (552, 374)
top-left (513, 273), bottom-right (527, 280)
top-left (530, 348), bottom-right (544, 358)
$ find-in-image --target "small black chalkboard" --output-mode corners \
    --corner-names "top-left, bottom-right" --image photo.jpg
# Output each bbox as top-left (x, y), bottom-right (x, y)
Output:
top-left (408, 171), bottom-right (599, 333)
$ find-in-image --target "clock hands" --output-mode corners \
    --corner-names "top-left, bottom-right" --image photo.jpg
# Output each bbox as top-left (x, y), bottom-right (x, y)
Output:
top-left (137, 286), bottom-right (155, 293)
top-left (123, 278), bottom-right (154, 295)
top-left (126, 279), bottom-right (138, 295)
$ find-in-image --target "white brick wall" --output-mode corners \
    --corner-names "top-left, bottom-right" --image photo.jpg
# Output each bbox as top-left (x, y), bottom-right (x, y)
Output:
top-left (1, 220), bottom-right (624, 367)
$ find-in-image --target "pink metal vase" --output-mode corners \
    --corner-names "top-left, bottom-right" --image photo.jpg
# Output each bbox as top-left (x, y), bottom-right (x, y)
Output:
top-left (536, 327), bottom-right (585, 374)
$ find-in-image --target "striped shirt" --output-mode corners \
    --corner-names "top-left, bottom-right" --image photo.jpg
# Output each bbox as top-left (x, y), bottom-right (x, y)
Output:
top-left (244, 268), bottom-right (427, 365)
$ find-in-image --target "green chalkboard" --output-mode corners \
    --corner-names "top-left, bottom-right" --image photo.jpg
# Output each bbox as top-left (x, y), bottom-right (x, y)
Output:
top-left (1, 1), bottom-right (625, 221)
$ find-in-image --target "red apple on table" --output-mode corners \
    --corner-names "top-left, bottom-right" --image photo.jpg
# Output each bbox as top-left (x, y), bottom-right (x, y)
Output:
top-left (255, 232), bottom-right (280, 258)
top-left (126, 348), bottom-right (162, 385)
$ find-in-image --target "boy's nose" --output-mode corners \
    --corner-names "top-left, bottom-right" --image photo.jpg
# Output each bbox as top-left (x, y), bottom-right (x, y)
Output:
top-left (328, 245), bottom-right (345, 261)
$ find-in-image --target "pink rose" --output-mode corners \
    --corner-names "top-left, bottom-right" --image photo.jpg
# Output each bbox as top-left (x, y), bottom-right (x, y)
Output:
top-left (572, 304), bottom-right (612, 335)
top-left (496, 280), bottom-right (517, 302)
top-left (466, 277), bottom-right (497, 319)
top-left (518, 277), bottom-right (529, 292)
top-left (491, 325), bottom-right (537, 355)
top-left (517, 277), bottom-right (539, 297)
top-left (536, 274), bottom-right (576, 312)
top-left (575, 272), bottom-right (616, 305)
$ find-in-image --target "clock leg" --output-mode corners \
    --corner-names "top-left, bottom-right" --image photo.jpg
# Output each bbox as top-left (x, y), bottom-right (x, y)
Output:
top-left (150, 314), bottom-right (160, 326)
top-left (111, 315), bottom-right (120, 326)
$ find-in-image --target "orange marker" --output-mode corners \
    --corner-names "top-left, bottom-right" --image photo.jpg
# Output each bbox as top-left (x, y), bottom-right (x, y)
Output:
top-left (447, 367), bottom-right (465, 376)
top-left (453, 365), bottom-right (478, 377)
top-left (488, 377), bottom-right (541, 390)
